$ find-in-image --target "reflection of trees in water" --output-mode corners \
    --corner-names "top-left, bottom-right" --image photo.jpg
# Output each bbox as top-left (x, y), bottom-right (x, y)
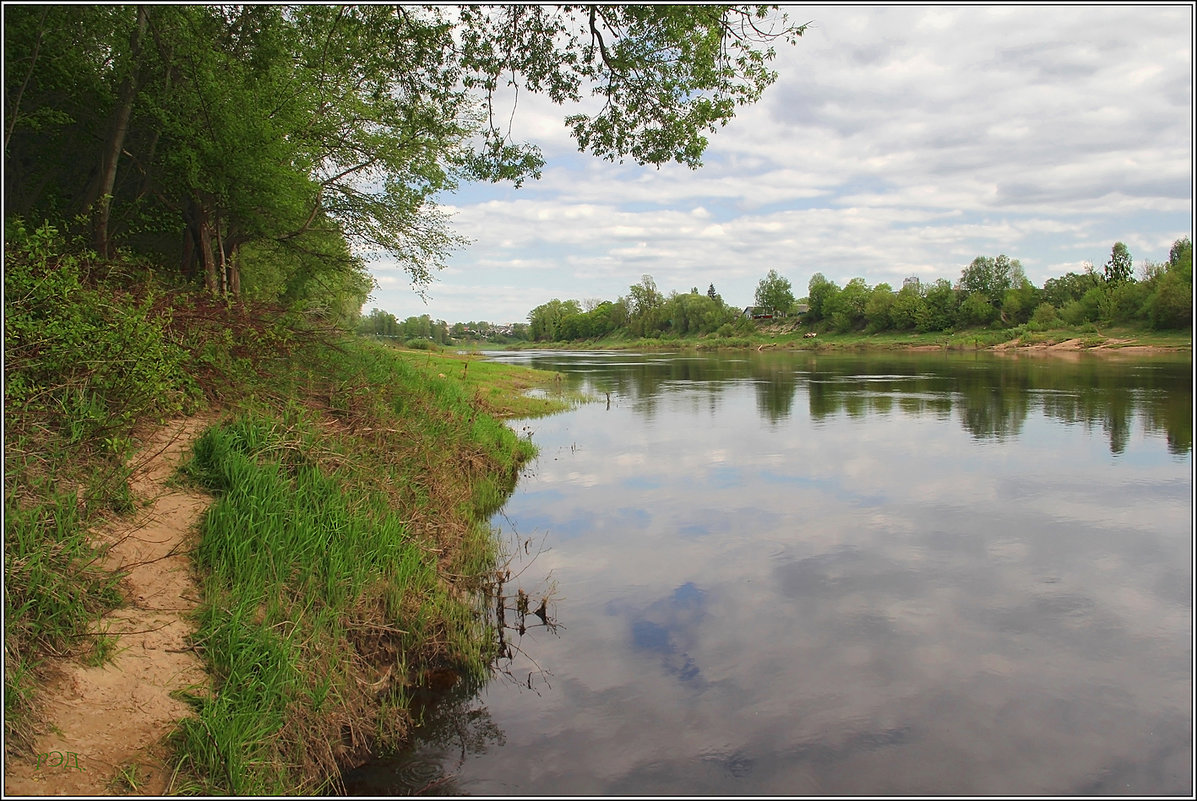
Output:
top-left (954, 367), bottom-right (1031, 441)
top-left (1142, 387), bottom-right (1193, 456)
top-left (339, 673), bottom-right (505, 796)
top-left (1039, 386), bottom-right (1135, 454)
top-left (1032, 364), bottom-right (1191, 456)
top-left (510, 351), bottom-right (1191, 456)
top-left (957, 388), bottom-right (1028, 441)
top-left (799, 355), bottom-right (1190, 455)
top-left (753, 363), bottom-right (797, 423)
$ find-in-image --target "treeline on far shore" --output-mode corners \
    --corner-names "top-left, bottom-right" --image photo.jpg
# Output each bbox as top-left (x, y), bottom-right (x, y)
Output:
top-left (360, 238), bottom-right (1192, 346)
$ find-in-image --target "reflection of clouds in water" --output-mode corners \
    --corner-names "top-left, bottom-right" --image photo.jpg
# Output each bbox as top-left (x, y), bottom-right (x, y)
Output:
top-left (471, 353), bottom-right (1192, 795)
top-left (774, 547), bottom-right (924, 602)
top-left (631, 621), bottom-right (702, 683)
top-left (563, 470), bottom-right (602, 487)
top-left (615, 582), bottom-right (709, 688)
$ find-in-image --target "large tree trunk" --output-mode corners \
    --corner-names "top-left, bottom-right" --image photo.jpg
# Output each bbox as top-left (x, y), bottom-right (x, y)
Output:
top-left (184, 197), bottom-right (219, 294)
top-left (88, 6), bottom-right (148, 259)
top-left (223, 237), bottom-right (243, 298)
top-left (197, 219), bottom-right (218, 295)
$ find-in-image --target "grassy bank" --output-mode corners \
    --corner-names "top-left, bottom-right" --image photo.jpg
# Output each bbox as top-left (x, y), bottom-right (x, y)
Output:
top-left (502, 321), bottom-right (1192, 353)
top-left (170, 341), bottom-right (568, 794)
top-left (4, 226), bottom-right (573, 793)
top-left (383, 345), bottom-right (593, 417)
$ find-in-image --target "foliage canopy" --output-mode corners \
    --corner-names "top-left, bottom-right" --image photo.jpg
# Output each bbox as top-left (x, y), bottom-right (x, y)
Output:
top-left (754, 268), bottom-right (795, 314)
top-left (4, 4), bottom-right (805, 317)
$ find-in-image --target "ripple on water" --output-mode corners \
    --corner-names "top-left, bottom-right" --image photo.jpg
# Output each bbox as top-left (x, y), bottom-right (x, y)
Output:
top-left (342, 749), bottom-right (454, 796)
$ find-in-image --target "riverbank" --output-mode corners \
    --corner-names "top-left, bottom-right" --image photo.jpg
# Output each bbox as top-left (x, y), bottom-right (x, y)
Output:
top-left (164, 342), bottom-right (574, 794)
top-left (490, 323), bottom-right (1191, 355)
top-left (4, 252), bottom-right (574, 794)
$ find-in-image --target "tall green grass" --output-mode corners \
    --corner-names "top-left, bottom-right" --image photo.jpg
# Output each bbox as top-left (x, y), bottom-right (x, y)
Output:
top-left (170, 418), bottom-right (432, 792)
top-left (4, 223), bottom-right (194, 748)
top-left (3, 486), bottom-right (125, 747)
top-left (4, 223), bottom-right (564, 789)
top-left (167, 338), bottom-right (552, 794)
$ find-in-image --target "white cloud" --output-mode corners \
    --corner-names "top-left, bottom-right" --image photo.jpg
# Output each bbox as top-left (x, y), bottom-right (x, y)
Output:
top-left (367, 5), bottom-right (1193, 324)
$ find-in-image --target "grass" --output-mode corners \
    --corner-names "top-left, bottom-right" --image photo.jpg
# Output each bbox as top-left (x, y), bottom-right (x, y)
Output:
top-left (109, 762), bottom-right (146, 794)
top-left (5, 233), bottom-right (574, 792)
top-left (161, 336), bottom-right (569, 794)
top-left (82, 626), bottom-right (122, 668)
top-left (384, 344), bottom-right (589, 418)
top-left (171, 429), bottom-right (439, 792)
top-left (500, 323), bottom-right (1191, 353)
top-left (3, 484), bottom-right (126, 749)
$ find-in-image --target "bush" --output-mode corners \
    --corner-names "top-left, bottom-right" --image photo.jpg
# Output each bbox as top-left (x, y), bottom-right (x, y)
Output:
top-left (1030, 302), bottom-right (1059, 328)
top-left (958, 292), bottom-right (998, 327)
top-left (4, 220), bottom-right (192, 450)
top-left (1147, 270), bottom-right (1192, 329)
top-left (1059, 299), bottom-right (1089, 326)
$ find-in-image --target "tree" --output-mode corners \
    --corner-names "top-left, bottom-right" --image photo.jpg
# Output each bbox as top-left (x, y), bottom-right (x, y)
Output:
top-left (1146, 237), bottom-right (1192, 329)
top-left (456, 6), bottom-right (807, 170)
top-left (1000, 278), bottom-right (1040, 325)
top-left (1169, 236), bottom-right (1192, 279)
top-left (1104, 242), bottom-right (1133, 285)
top-left (1042, 270), bottom-right (1101, 309)
top-left (958, 291), bottom-right (998, 326)
top-left (754, 269), bottom-right (795, 314)
top-left (86, 6), bottom-right (148, 259)
top-left (707, 283), bottom-right (718, 301)
top-left (358, 308), bottom-right (400, 337)
top-left (5, 5), bottom-right (806, 309)
top-left (665, 291), bottom-right (731, 335)
top-left (626, 275), bottom-right (666, 336)
top-left (863, 283), bottom-right (894, 332)
top-left (889, 282), bottom-right (925, 330)
top-left (959, 254), bottom-right (1023, 308)
top-left (528, 298), bottom-right (582, 341)
top-left (826, 277), bottom-right (868, 332)
top-left (916, 279), bottom-right (959, 332)
top-left (806, 273), bottom-right (838, 322)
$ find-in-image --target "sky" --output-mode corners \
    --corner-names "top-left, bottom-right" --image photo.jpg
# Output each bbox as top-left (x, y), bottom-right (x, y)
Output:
top-left (367, 4), bottom-right (1194, 327)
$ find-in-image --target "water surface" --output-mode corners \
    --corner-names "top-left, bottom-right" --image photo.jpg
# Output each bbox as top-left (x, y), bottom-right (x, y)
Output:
top-left (344, 349), bottom-right (1192, 795)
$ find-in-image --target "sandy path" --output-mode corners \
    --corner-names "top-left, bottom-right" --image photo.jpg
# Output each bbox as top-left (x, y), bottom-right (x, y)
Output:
top-left (4, 416), bottom-right (214, 796)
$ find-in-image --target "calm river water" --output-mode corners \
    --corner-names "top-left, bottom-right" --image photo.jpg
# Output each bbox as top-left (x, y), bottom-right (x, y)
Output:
top-left (344, 349), bottom-right (1192, 796)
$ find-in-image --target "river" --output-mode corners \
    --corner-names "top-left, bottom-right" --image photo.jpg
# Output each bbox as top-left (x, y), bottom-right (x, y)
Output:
top-left (343, 349), bottom-right (1192, 795)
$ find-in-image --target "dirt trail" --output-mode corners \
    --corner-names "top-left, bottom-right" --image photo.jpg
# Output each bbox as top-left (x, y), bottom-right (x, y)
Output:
top-left (4, 416), bottom-right (214, 796)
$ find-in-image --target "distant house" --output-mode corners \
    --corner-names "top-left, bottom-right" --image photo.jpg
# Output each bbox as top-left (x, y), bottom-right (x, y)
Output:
top-left (742, 304), bottom-right (810, 320)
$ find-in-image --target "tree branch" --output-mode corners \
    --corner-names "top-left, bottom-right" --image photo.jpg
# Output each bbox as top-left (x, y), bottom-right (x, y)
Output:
top-left (4, 6), bottom-right (49, 153)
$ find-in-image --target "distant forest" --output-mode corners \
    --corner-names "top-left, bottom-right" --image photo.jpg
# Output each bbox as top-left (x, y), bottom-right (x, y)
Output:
top-left (360, 239), bottom-right (1192, 344)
